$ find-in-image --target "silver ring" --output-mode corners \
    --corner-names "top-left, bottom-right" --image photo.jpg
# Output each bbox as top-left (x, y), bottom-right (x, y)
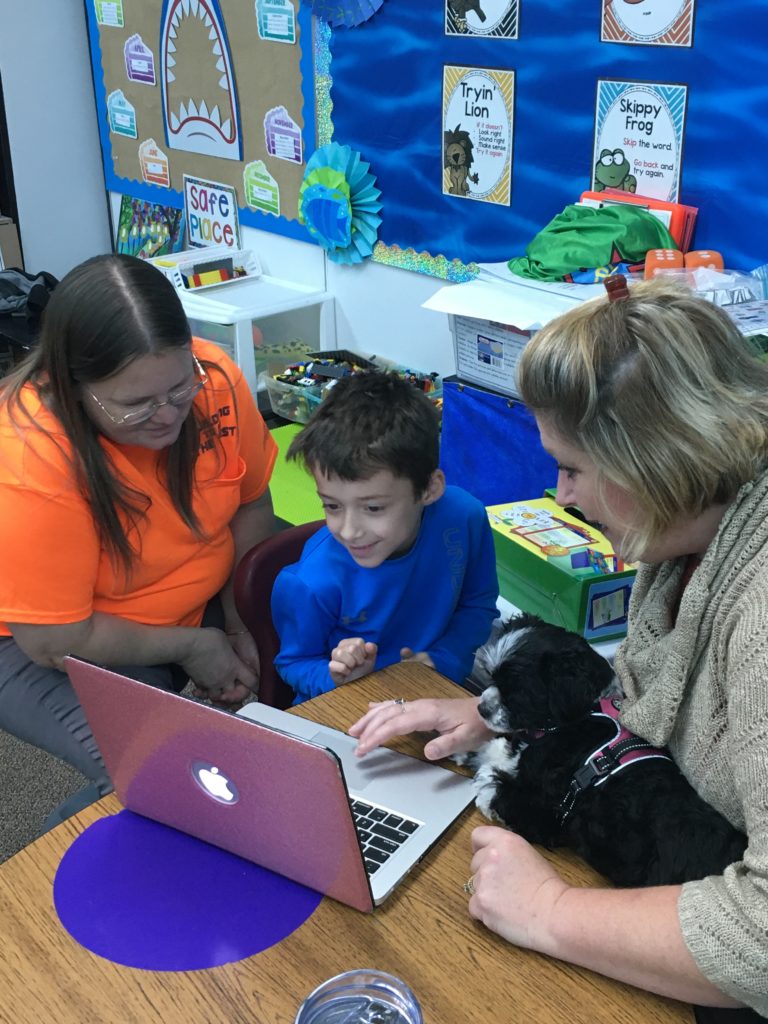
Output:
top-left (394, 697), bottom-right (407, 712)
top-left (463, 876), bottom-right (476, 896)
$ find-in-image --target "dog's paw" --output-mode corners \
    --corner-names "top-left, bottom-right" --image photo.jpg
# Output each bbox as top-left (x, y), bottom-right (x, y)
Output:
top-left (451, 751), bottom-right (472, 767)
top-left (471, 737), bottom-right (525, 821)
top-left (473, 762), bottom-right (503, 821)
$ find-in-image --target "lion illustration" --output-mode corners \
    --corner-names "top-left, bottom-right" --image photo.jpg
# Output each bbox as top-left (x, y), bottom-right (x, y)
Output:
top-left (444, 124), bottom-right (479, 197)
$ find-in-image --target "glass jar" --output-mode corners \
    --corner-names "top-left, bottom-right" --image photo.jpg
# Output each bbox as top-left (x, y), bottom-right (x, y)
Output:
top-left (294, 968), bottom-right (423, 1024)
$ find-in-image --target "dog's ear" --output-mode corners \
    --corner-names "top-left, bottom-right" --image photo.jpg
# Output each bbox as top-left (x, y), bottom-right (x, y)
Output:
top-left (537, 635), bottom-right (614, 724)
top-left (486, 618), bottom-right (614, 728)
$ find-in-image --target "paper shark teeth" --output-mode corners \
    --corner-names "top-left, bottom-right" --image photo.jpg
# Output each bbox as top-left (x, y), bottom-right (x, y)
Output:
top-left (162, 0), bottom-right (241, 159)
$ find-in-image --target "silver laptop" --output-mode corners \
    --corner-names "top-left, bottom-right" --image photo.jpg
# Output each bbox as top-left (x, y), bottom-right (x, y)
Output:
top-left (65, 657), bottom-right (475, 913)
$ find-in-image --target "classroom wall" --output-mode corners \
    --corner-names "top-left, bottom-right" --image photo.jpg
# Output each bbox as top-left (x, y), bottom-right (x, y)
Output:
top-left (0, 0), bottom-right (112, 278)
top-left (1, 0), bottom-right (457, 375)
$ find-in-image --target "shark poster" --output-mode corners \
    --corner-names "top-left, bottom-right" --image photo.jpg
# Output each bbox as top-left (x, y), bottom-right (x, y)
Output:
top-left (86, 0), bottom-right (314, 243)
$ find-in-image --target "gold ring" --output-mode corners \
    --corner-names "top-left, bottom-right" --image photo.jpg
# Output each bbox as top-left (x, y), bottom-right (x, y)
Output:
top-left (463, 876), bottom-right (476, 896)
top-left (394, 697), bottom-right (407, 712)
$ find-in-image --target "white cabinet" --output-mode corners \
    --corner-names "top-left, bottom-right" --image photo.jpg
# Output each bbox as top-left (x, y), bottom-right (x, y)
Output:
top-left (179, 275), bottom-right (334, 397)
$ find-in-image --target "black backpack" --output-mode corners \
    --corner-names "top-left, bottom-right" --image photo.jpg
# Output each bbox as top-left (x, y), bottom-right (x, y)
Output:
top-left (0, 268), bottom-right (58, 321)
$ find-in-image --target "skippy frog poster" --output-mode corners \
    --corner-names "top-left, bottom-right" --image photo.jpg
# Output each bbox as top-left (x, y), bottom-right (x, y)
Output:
top-left (592, 79), bottom-right (687, 202)
top-left (442, 65), bottom-right (515, 206)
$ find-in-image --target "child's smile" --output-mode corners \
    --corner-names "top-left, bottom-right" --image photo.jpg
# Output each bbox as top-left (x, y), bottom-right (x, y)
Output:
top-left (313, 468), bottom-right (445, 568)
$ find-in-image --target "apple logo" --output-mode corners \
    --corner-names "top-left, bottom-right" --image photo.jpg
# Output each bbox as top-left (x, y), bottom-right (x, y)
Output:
top-left (191, 760), bottom-right (240, 804)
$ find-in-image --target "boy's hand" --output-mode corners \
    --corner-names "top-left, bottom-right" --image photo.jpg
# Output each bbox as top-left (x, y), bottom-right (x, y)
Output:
top-left (329, 638), bottom-right (378, 686)
top-left (400, 647), bottom-right (436, 670)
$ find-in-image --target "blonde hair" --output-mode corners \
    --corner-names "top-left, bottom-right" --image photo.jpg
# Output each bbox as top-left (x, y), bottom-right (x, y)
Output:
top-left (517, 277), bottom-right (768, 558)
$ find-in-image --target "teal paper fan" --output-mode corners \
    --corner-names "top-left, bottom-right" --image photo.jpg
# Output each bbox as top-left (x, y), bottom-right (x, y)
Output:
top-left (298, 143), bottom-right (382, 265)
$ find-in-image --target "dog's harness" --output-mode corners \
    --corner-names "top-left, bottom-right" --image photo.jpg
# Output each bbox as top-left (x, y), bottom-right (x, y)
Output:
top-left (555, 697), bottom-right (672, 826)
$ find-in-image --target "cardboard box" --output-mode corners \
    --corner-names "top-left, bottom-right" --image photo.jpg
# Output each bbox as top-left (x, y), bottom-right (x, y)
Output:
top-left (488, 496), bottom-right (636, 642)
top-left (0, 217), bottom-right (22, 270)
top-left (448, 314), bottom-right (532, 398)
top-left (423, 275), bottom-right (601, 398)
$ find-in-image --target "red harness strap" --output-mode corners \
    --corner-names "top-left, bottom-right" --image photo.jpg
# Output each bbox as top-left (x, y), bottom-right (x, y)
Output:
top-left (556, 696), bottom-right (672, 826)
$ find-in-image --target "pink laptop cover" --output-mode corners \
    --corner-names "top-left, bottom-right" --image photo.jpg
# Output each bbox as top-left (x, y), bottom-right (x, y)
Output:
top-left (64, 658), bottom-right (374, 913)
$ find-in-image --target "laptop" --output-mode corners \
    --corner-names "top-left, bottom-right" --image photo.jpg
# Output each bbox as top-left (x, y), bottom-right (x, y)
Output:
top-left (64, 657), bottom-right (475, 913)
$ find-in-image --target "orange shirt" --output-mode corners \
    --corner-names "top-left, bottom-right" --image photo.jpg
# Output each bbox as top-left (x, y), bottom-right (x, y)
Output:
top-left (0, 339), bottom-right (277, 634)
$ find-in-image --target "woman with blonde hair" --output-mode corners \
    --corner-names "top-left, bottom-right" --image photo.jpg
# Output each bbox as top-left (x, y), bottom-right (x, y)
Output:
top-left (350, 278), bottom-right (768, 1019)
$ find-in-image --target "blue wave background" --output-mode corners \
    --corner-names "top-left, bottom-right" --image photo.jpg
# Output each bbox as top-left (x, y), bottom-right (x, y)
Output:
top-left (329, 1), bottom-right (768, 270)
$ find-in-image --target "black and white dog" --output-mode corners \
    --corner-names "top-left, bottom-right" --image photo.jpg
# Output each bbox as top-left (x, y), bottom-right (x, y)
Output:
top-left (466, 613), bottom-right (746, 887)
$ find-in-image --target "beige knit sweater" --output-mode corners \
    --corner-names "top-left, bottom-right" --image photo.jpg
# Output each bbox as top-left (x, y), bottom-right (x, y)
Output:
top-left (616, 470), bottom-right (768, 1015)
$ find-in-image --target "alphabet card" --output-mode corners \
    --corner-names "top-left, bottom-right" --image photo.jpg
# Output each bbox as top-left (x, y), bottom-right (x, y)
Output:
top-left (601, 0), bottom-right (695, 47)
top-left (183, 175), bottom-right (241, 248)
top-left (442, 65), bottom-right (514, 206)
top-left (593, 79), bottom-right (687, 202)
top-left (445, 0), bottom-right (519, 39)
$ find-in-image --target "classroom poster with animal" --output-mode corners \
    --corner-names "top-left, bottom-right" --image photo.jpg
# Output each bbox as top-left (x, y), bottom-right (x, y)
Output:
top-left (445, 0), bottom-right (519, 39)
top-left (601, 0), bottom-right (695, 46)
top-left (442, 66), bottom-right (514, 206)
top-left (593, 79), bottom-right (687, 202)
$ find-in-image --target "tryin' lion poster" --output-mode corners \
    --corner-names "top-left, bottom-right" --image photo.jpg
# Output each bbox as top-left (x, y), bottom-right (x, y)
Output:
top-left (442, 65), bottom-right (514, 206)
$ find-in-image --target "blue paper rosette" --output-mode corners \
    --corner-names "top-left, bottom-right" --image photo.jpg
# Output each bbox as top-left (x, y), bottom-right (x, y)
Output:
top-left (305, 0), bottom-right (384, 29)
top-left (298, 143), bottom-right (382, 265)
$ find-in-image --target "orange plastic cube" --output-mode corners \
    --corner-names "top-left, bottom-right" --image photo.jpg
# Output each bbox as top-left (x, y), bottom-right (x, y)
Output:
top-left (644, 248), bottom-right (685, 280)
top-left (684, 249), bottom-right (724, 271)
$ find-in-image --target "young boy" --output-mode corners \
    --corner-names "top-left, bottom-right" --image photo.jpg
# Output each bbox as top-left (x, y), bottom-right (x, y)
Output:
top-left (272, 371), bottom-right (499, 703)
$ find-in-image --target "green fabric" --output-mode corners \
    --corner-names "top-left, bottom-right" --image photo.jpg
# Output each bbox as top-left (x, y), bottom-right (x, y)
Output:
top-left (269, 424), bottom-right (324, 526)
top-left (508, 203), bottom-right (678, 281)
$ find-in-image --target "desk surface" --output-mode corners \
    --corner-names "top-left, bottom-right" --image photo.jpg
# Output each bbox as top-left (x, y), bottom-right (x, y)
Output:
top-left (0, 664), bottom-right (693, 1024)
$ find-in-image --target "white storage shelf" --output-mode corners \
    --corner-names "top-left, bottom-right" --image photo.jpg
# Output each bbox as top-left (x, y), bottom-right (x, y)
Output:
top-left (179, 275), bottom-right (334, 397)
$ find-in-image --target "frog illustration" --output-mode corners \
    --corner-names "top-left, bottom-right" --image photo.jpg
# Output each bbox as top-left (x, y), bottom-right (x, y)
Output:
top-left (594, 148), bottom-right (637, 193)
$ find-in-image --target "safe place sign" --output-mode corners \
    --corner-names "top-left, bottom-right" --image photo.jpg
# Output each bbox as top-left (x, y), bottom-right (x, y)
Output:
top-left (183, 174), bottom-right (242, 249)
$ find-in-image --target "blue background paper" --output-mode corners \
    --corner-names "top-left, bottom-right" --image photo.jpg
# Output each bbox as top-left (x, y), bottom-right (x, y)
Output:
top-left (328, 0), bottom-right (768, 270)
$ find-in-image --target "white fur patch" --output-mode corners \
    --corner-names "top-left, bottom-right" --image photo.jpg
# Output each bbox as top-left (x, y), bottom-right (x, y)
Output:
top-left (477, 684), bottom-right (510, 733)
top-left (477, 626), bottom-right (534, 676)
top-left (472, 736), bottom-right (526, 820)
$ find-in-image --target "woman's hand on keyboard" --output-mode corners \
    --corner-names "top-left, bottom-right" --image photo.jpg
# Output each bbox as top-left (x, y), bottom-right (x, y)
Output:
top-left (348, 696), bottom-right (494, 760)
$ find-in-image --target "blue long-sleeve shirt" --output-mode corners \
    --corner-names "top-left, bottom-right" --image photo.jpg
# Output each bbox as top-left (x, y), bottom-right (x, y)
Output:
top-left (272, 485), bottom-right (499, 702)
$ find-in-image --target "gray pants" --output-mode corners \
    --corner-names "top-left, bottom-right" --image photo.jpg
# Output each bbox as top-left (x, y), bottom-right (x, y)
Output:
top-left (0, 600), bottom-right (223, 794)
top-left (0, 639), bottom-right (188, 794)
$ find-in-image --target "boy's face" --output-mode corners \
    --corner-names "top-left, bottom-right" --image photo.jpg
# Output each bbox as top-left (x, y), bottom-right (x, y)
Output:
top-left (313, 467), bottom-right (445, 568)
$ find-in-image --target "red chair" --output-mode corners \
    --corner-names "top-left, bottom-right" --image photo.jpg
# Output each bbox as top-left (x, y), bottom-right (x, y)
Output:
top-left (234, 520), bottom-right (324, 708)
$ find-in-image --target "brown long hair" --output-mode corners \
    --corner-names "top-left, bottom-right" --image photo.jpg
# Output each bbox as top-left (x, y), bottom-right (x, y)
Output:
top-left (1, 254), bottom-right (208, 571)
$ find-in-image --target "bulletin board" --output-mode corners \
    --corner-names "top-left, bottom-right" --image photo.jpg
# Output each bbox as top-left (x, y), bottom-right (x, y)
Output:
top-left (86, 0), bottom-right (315, 243)
top-left (86, 1), bottom-right (768, 280)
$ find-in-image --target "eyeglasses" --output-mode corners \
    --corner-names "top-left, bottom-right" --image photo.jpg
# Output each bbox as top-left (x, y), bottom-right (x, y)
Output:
top-left (87, 356), bottom-right (208, 426)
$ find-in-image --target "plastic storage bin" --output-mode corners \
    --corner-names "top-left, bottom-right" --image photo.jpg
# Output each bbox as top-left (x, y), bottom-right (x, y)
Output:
top-left (177, 274), bottom-right (334, 397)
top-left (262, 351), bottom-right (443, 425)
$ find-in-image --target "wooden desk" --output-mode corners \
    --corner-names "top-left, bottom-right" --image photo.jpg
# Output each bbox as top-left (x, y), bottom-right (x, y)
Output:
top-left (0, 664), bottom-right (693, 1024)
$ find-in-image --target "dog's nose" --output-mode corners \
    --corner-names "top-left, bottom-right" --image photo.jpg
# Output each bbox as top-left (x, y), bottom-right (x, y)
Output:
top-left (452, 153), bottom-right (460, 163)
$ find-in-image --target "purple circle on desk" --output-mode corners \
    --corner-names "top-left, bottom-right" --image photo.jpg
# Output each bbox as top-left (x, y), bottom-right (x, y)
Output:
top-left (53, 810), bottom-right (322, 971)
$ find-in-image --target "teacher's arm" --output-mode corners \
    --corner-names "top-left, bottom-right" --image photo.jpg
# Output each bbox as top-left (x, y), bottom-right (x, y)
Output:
top-left (468, 825), bottom-right (742, 1007)
top-left (9, 613), bottom-right (256, 701)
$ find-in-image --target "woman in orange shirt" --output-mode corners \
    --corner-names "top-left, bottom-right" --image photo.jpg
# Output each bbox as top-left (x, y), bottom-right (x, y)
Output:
top-left (0, 254), bottom-right (277, 790)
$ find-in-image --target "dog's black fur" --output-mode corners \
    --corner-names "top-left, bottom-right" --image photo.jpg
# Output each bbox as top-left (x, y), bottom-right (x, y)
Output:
top-left (468, 613), bottom-right (747, 888)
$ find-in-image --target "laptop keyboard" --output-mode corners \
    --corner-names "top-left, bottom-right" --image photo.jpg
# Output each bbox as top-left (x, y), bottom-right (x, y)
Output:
top-left (350, 799), bottom-right (422, 875)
